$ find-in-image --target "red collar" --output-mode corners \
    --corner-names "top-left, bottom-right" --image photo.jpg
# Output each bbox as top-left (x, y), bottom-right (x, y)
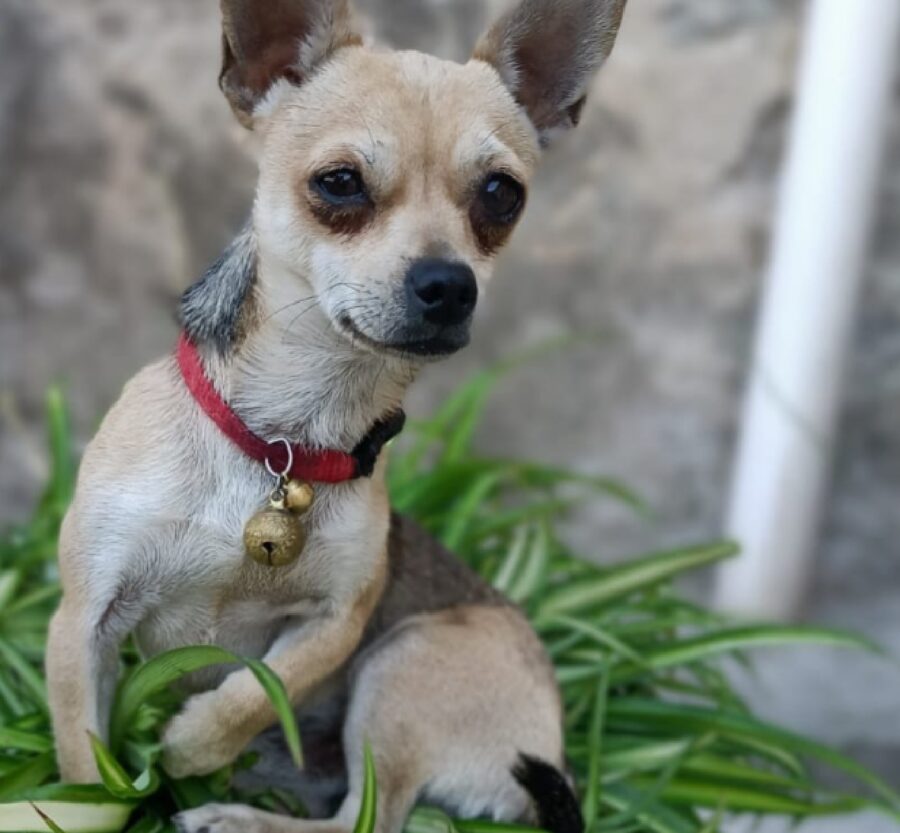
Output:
top-left (176, 334), bottom-right (405, 483)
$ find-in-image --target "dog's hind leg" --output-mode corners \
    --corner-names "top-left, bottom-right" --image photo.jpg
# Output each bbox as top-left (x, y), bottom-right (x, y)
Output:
top-left (337, 604), bottom-right (575, 829)
top-left (172, 745), bottom-right (420, 833)
top-left (175, 604), bottom-right (576, 833)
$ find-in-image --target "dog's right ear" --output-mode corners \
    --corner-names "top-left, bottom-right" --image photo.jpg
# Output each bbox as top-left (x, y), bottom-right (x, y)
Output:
top-left (219, 0), bottom-right (361, 128)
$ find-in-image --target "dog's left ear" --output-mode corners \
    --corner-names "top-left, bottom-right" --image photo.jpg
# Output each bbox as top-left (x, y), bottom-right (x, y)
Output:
top-left (219, 0), bottom-right (362, 128)
top-left (474, 0), bottom-right (627, 145)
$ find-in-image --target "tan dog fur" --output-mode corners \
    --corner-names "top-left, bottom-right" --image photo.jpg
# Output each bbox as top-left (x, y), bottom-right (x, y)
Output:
top-left (46, 1), bottom-right (627, 831)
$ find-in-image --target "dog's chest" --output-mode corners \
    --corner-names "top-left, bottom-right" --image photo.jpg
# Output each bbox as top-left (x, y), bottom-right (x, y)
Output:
top-left (129, 473), bottom-right (380, 665)
top-left (136, 534), bottom-right (325, 658)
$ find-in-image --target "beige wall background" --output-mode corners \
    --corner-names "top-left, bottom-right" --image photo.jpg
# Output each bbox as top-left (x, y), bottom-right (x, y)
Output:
top-left (1, 0), bottom-right (898, 821)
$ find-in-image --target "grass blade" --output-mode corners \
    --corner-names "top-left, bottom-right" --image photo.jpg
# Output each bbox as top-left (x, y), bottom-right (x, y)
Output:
top-left (88, 734), bottom-right (158, 801)
top-left (0, 728), bottom-right (54, 755)
top-left (582, 675), bottom-right (609, 830)
top-left (110, 647), bottom-right (301, 769)
top-left (29, 801), bottom-right (67, 833)
top-left (536, 543), bottom-right (739, 620)
top-left (607, 699), bottom-right (900, 812)
top-left (610, 625), bottom-right (883, 683)
top-left (0, 754), bottom-right (56, 801)
top-left (0, 799), bottom-right (133, 833)
top-left (0, 639), bottom-right (48, 712)
top-left (353, 743), bottom-right (378, 833)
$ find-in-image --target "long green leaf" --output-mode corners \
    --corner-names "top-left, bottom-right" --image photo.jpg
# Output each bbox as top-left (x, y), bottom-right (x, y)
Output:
top-left (0, 572), bottom-right (22, 613)
top-left (0, 755), bottom-right (56, 801)
top-left (44, 387), bottom-right (74, 512)
top-left (243, 659), bottom-right (303, 768)
top-left (582, 675), bottom-right (609, 830)
top-left (88, 734), bottom-right (158, 801)
top-left (441, 471), bottom-right (509, 550)
top-left (353, 743), bottom-right (378, 833)
top-left (110, 647), bottom-right (301, 768)
top-left (0, 798), bottom-right (133, 833)
top-left (643, 777), bottom-right (869, 815)
top-left (0, 728), bottom-right (54, 755)
top-left (29, 802), bottom-right (67, 833)
top-left (608, 699), bottom-right (900, 811)
top-left (601, 783), bottom-right (698, 833)
top-left (536, 543), bottom-right (739, 619)
top-left (611, 625), bottom-right (883, 683)
top-left (0, 639), bottom-right (48, 711)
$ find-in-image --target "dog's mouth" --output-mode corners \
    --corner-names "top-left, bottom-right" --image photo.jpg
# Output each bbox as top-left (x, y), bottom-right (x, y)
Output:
top-left (337, 314), bottom-right (469, 359)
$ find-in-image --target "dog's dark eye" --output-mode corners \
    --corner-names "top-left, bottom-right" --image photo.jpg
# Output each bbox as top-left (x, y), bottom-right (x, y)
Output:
top-left (314, 168), bottom-right (367, 203)
top-left (479, 173), bottom-right (524, 222)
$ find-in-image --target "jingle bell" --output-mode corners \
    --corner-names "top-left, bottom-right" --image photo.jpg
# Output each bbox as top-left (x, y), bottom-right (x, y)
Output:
top-left (243, 497), bottom-right (306, 568)
top-left (284, 479), bottom-right (315, 513)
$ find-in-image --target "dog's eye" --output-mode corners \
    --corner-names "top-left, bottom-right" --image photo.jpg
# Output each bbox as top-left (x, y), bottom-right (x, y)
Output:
top-left (479, 173), bottom-right (524, 222)
top-left (314, 169), bottom-right (367, 203)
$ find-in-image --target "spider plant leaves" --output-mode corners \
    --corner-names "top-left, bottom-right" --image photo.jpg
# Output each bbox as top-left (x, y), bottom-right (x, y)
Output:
top-left (607, 625), bottom-right (884, 684)
top-left (0, 640), bottom-right (48, 713)
top-left (492, 523), bottom-right (552, 603)
top-left (440, 470), bottom-right (511, 550)
top-left (582, 675), bottom-right (610, 829)
top-left (540, 616), bottom-right (648, 666)
top-left (0, 785), bottom-right (137, 833)
top-left (88, 734), bottom-right (159, 801)
top-left (0, 798), bottom-right (133, 833)
top-left (0, 573), bottom-right (22, 614)
top-left (406, 806), bottom-right (539, 833)
top-left (43, 387), bottom-right (74, 514)
top-left (122, 813), bottom-right (168, 833)
top-left (535, 542), bottom-right (739, 621)
top-left (0, 755), bottom-right (57, 802)
top-left (600, 783), bottom-right (699, 833)
top-left (109, 646), bottom-right (302, 769)
top-left (243, 658), bottom-right (304, 768)
top-left (0, 728), bottom-right (53, 755)
top-left (353, 743), bottom-right (378, 833)
top-left (110, 646), bottom-right (236, 749)
top-left (607, 699), bottom-right (900, 813)
top-left (3, 376), bottom-right (898, 833)
top-left (28, 802), bottom-right (66, 833)
top-left (643, 777), bottom-right (871, 816)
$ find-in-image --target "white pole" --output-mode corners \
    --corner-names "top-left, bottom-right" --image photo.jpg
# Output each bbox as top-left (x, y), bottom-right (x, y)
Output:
top-left (716, 0), bottom-right (900, 619)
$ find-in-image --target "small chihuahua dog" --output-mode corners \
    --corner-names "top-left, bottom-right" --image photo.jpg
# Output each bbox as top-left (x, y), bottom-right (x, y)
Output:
top-left (46, 1), bottom-right (627, 831)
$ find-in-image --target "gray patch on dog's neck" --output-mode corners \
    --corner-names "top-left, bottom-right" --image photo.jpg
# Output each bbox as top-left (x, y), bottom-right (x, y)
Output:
top-left (180, 223), bottom-right (258, 353)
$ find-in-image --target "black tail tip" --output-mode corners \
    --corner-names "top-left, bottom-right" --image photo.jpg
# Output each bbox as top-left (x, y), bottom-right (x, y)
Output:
top-left (512, 753), bottom-right (584, 833)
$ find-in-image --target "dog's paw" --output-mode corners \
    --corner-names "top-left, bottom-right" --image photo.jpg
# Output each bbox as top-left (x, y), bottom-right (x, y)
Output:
top-left (161, 692), bottom-right (246, 778)
top-left (174, 803), bottom-right (267, 833)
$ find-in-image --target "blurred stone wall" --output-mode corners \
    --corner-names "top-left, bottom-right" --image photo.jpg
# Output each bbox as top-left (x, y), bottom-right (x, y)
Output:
top-left (1, 0), bottom-right (899, 808)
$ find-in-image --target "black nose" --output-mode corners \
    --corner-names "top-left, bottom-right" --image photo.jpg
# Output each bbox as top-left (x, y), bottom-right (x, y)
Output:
top-left (406, 258), bottom-right (478, 327)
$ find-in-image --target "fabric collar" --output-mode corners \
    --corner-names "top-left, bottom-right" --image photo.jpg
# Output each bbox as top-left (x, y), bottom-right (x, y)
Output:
top-left (176, 333), bottom-right (405, 483)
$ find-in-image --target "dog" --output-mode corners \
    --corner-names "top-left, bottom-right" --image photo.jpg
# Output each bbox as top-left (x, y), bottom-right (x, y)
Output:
top-left (46, 1), bottom-right (627, 831)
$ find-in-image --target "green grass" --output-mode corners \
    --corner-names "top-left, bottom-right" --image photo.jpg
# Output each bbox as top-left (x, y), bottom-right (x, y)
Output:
top-left (0, 376), bottom-right (898, 833)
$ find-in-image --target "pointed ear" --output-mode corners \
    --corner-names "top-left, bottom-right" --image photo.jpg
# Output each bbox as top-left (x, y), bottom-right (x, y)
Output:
top-left (219, 0), bottom-right (362, 128)
top-left (474, 0), bottom-right (627, 144)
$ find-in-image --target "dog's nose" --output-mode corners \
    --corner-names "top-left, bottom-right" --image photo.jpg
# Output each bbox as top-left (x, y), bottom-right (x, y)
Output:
top-left (406, 258), bottom-right (478, 327)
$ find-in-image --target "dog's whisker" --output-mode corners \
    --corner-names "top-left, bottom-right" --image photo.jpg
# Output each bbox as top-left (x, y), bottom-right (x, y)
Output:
top-left (264, 293), bottom-right (321, 323)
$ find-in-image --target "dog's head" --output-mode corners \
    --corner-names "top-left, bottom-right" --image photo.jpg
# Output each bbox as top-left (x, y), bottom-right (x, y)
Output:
top-left (222, 0), bottom-right (626, 359)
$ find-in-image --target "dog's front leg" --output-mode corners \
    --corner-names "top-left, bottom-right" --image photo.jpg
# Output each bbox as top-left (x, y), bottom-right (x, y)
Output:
top-left (47, 596), bottom-right (130, 783)
top-left (161, 577), bottom-right (383, 779)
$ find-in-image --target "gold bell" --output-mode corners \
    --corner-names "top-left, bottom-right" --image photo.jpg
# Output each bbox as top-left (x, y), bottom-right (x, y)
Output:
top-left (244, 490), bottom-right (307, 568)
top-left (284, 479), bottom-right (315, 513)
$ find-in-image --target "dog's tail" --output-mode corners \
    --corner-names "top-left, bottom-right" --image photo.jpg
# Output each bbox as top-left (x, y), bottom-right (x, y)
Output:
top-left (512, 754), bottom-right (584, 833)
